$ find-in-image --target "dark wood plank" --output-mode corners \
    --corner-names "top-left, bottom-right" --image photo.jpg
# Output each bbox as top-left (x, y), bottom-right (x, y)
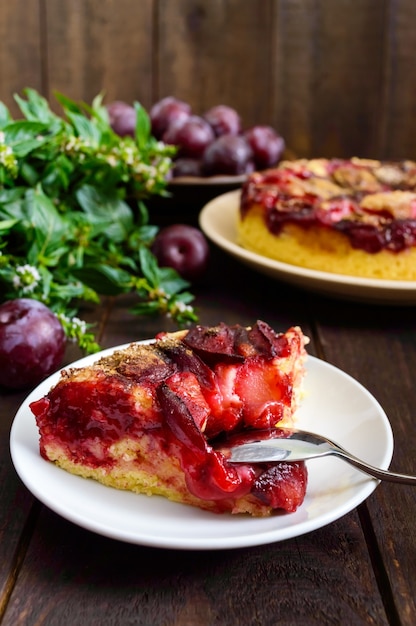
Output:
top-left (0, 393), bottom-right (36, 617)
top-left (272, 0), bottom-right (388, 159)
top-left (312, 297), bottom-right (416, 625)
top-left (0, 0), bottom-right (44, 117)
top-left (379, 0), bottom-right (416, 159)
top-left (2, 506), bottom-right (388, 625)
top-left (155, 0), bottom-right (275, 126)
top-left (44, 0), bottom-right (154, 109)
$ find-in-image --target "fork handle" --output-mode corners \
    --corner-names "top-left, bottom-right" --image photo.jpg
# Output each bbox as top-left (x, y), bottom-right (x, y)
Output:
top-left (334, 450), bottom-right (416, 485)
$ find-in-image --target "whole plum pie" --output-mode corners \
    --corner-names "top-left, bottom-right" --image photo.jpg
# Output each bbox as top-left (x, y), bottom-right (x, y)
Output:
top-left (238, 157), bottom-right (416, 280)
top-left (31, 321), bottom-right (309, 516)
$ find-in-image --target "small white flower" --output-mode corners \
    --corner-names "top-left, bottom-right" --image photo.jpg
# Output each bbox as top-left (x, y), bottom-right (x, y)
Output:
top-left (65, 137), bottom-right (76, 150)
top-left (123, 147), bottom-right (134, 165)
top-left (13, 264), bottom-right (41, 293)
top-left (152, 287), bottom-right (168, 300)
top-left (70, 316), bottom-right (87, 334)
top-left (106, 155), bottom-right (118, 167)
top-left (57, 314), bottom-right (88, 341)
top-left (65, 136), bottom-right (91, 152)
top-left (0, 142), bottom-right (18, 173)
top-left (174, 301), bottom-right (193, 313)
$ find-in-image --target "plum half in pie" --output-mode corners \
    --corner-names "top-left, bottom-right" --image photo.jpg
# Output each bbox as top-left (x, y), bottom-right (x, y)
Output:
top-left (30, 321), bottom-right (309, 516)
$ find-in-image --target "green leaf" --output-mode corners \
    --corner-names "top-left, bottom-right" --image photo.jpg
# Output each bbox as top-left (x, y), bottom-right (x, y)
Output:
top-left (0, 186), bottom-right (26, 204)
top-left (158, 267), bottom-right (191, 294)
top-left (14, 89), bottom-right (58, 123)
top-left (138, 246), bottom-right (161, 287)
top-left (90, 94), bottom-right (110, 128)
top-left (0, 195), bottom-right (26, 221)
top-left (50, 277), bottom-right (99, 303)
top-left (24, 187), bottom-right (67, 259)
top-left (131, 300), bottom-right (163, 316)
top-left (19, 161), bottom-right (41, 186)
top-left (127, 224), bottom-right (158, 252)
top-left (137, 224), bottom-right (159, 241)
top-left (72, 263), bottom-right (132, 295)
top-left (136, 200), bottom-right (149, 227)
top-left (54, 91), bottom-right (85, 115)
top-left (65, 110), bottom-right (102, 145)
top-left (134, 102), bottom-right (151, 150)
top-left (76, 185), bottom-right (133, 241)
top-left (3, 120), bottom-right (55, 157)
top-left (91, 93), bottom-right (105, 111)
top-left (0, 218), bottom-right (18, 232)
top-left (0, 102), bottom-right (11, 128)
top-left (55, 91), bottom-right (107, 131)
top-left (44, 284), bottom-right (76, 306)
top-left (41, 154), bottom-right (74, 193)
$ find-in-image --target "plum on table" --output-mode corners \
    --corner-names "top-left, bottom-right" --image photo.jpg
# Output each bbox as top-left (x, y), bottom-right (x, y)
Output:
top-left (151, 224), bottom-right (210, 282)
top-left (150, 96), bottom-right (191, 140)
top-left (244, 125), bottom-right (286, 169)
top-left (0, 298), bottom-right (66, 390)
top-left (202, 135), bottom-right (254, 176)
top-left (106, 101), bottom-right (137, 137)
top-left (113, 95), bottom-right (287, 178)
top-left (203, 105), bottom-right (241, 137)
top-left (163, 116), bottom-right (215, 159)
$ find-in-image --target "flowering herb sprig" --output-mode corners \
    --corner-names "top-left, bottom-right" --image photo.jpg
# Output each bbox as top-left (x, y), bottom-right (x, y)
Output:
top-left (0, 89), bottom-right (197, 353)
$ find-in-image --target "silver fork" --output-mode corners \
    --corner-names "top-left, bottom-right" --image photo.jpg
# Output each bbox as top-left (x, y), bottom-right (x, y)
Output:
top-left (228, 427), bottom-right (416, 485)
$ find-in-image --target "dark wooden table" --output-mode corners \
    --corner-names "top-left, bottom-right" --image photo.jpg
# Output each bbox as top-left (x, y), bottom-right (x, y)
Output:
top-left (1, 230), bottom-right (415, 625)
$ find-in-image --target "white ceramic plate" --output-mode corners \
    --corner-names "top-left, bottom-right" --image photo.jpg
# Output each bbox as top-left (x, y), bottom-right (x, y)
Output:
top-left (10, 344), bottom-right (393, 550)
top-left (199, 190), bottom-right (416, 305)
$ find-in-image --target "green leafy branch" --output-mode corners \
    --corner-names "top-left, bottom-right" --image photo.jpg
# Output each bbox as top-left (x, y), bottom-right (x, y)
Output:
top-left (0, 89), bottom-right (197, 353)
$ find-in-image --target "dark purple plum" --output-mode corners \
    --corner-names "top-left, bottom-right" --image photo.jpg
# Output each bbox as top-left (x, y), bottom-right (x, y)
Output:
top-left (106, 100), bottom-right (132, 122)
top-left (244, 125), bottom-right (285, 168)
top-left (0, 298), bottom-right (66, 389)
top-left (150, 97), bottom-right (191, 140)
top-left (202, 135), bottom-right (254, 176)
top-left (203, 105), bottom-right (242, 137)
top-left (163, 116), bottom-right (215, 159)
top-left (106, 101), bottom-right (136, 137)
top-left (151, 224), bottom-right (210, 281)
top-left (162, 118), bottom-right (188, 146)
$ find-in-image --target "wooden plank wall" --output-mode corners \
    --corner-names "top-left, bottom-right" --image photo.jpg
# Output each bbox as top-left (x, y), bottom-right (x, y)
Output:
top-left (1, 0), bottom-right (416, 160)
